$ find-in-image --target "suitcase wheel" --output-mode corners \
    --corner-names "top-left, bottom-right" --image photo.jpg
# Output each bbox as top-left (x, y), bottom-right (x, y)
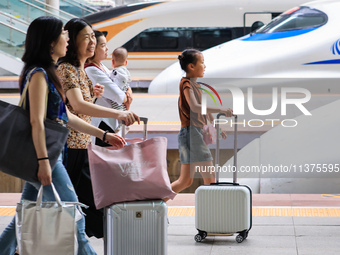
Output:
top-left (236, 234), bottom-right (244, 243)
top-left (194, 231), bottom-right (207, 242)
top-left (236, 231), bottom-right (248, 243)
top-left (194, 234), bottom-right (203, 242)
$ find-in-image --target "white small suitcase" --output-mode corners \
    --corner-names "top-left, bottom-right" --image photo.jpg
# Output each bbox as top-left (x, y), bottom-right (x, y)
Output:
top-left (104, 200), bottom-right (168, 255)
top-left (195, 115), bottom-right (252, 243)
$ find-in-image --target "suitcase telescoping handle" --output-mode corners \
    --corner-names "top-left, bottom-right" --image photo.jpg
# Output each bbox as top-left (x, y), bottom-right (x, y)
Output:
top-left (215, 113), bottom-right (238, 184)
top-left (122, 117), bottom-right (148, 140)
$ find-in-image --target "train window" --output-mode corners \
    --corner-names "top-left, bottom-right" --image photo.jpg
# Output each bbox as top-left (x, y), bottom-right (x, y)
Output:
top-left (140, 31), bottom-right (179, 49)
top-left (123, 27), bottom-right (243, 52)
top-left (256, 6), bottom-right (327, 33)
top-left (193, 29), bottom-right (232, 50)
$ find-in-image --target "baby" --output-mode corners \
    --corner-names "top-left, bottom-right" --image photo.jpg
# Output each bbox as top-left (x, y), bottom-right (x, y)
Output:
top-left (110, 47), bottom-right (133, 132)
top-left (110, 47), bottom-right (132, 111)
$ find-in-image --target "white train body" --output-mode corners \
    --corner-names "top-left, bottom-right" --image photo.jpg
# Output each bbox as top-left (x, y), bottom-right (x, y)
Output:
top-left (84, 0), bottom-right (308, 78)
top-left (148, 0), bottom-right (340, 193)
top-left (149, 0), bottom-right (340, 94)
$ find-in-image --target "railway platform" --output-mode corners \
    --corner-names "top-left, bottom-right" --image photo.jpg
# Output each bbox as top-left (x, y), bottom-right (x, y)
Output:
top-left (1, 193), bottom-right (340, 255)
top-left (1, 92), bottom-right (340, 254)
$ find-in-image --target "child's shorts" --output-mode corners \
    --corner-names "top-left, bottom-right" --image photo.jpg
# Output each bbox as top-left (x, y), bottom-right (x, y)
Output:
top-left (178, 126), bottom-right (213, 164)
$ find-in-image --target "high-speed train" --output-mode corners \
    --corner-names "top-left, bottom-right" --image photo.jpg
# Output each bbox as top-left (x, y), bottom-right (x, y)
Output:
top-left (149, 0), bottom-right (340, 94)
top-left (84, 0), bottom-right (308, 78)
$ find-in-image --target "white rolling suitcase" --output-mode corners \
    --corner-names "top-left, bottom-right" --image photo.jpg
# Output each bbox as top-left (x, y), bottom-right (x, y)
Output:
top-left (104, 200), bottom-right (167, 255)
top-left (104, 118), bottom-right (168, 255)
top-left (195, 114), bottom-right (252, 243)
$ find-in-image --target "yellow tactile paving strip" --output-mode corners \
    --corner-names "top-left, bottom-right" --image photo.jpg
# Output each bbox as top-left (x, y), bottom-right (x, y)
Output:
top-left (2, 207), bottom-right (340, 217)
top-left (0, 207), bottom-right (16, 216)
top-left (251, 208), bottom-right (340, 217)
top-left (168, 207), bottom-right (196, 217)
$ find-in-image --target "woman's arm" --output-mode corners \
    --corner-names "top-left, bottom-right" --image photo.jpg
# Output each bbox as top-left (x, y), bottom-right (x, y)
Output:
top-left (86, 66), bottom-right (127, 104)
top-left (58, 63), bottom-right (138, 125)
top-left (65, 88), bottom-right (139, 125)
top-left (66, 108), bottom-right (126, 148)
top-left (28, 72), bottom-right (52, 185)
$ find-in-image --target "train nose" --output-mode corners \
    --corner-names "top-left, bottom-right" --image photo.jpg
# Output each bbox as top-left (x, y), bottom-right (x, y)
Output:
top-left (149, 63), bottom-right (182, 94)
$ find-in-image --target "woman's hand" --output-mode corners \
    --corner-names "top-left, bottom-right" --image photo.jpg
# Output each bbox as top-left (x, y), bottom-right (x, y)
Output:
top-left (94, 83), bottom-right (104, 98)
top-left (118, 110), bottom-right (140, 126)
top-left (104, 133), bottom-right (126, 149)
top-left (37, 160), bottom-right (52, 186)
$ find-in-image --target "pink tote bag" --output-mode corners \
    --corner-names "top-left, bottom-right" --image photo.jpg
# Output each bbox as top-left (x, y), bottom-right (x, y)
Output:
top-left (88, 137), bottom-right (176, 209)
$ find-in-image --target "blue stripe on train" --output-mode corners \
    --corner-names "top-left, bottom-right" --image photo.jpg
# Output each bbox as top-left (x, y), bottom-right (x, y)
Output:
top-left (304, 59), bottom-right (340, 65)
top-left (241, 28), bottom-right (317, 41)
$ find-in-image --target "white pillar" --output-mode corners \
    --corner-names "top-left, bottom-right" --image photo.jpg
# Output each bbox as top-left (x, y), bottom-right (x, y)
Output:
top-left (45, 0), bottom-right (60, 16)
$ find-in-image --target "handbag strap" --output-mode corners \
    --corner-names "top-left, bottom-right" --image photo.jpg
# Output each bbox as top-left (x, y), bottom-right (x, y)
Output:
top-left (36, 183), bottom-right (63, 212)
top-left (18, 68), bottom-right (48, 119)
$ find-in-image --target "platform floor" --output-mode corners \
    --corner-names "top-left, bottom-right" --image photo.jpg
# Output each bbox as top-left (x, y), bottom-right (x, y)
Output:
top-left (1, 193), bottom-right (340, 255)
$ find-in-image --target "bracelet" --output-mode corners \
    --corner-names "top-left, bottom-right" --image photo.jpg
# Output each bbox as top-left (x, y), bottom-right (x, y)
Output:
top-left (102, 130), bottom-right (109, 142)
top-left (37, 157), bottom-right (49, 161)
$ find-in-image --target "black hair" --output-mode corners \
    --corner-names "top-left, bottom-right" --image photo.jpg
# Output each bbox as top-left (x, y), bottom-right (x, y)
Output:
top-left (20, 16), bottom-right (65, 101)
top-left (94, 30), bottom-right (106, 39)
top-left (178, 48), bottom-right (201, 72)
top-left (58, 18), bottom-right (92, 67)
